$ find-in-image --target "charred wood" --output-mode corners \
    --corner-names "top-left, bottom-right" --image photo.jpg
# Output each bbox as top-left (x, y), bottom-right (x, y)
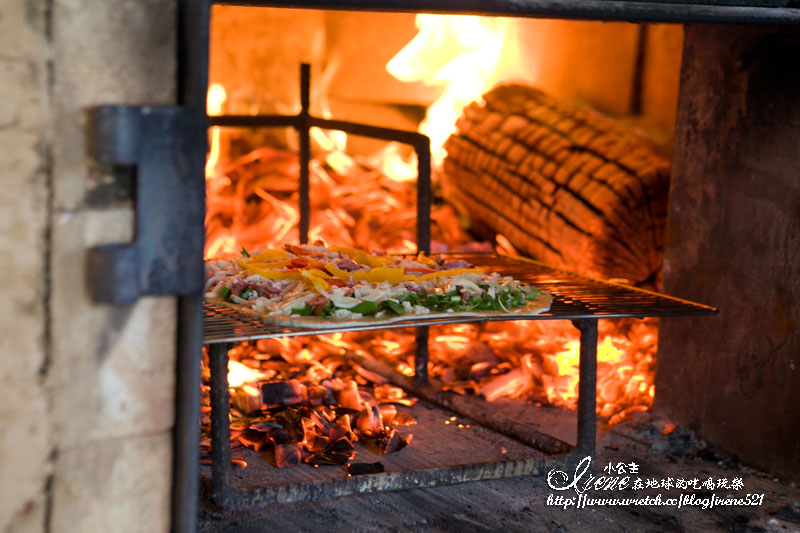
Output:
top-left (442, 84), bottom-right (670, 286)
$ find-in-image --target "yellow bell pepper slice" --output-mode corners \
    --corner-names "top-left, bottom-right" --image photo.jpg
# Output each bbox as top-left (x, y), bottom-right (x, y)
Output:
top-left (237, 258), bottom-right (292, 271)
top-left (243, 265), bottom-right (303, 281)
top-left (301, 269), bottom-right (330, 292)
top-left (416, 252), bottom-right (438, 267)
top-left (306, 268), bottom-right (331, 279)
top-left (414, 267), bottom-right (486, 281)
top-left (325, 263), bottom-right (355, 282)
top-left (355, 266), bottom-right (411, 284)
top-left (250, 249), bottom-right (289, 262)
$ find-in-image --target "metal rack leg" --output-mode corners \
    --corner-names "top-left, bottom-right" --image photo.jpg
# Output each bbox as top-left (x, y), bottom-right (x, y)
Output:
top-left (209, 342), bottom-right (232, 507)
top-left (415, 135), bottom-right (431, 256)
top-left (298, 64), bottom-right (311, 244)
top-left (572, 319), bottom-right (598, 458)
top-left (414, 326), bottom-right (429, 385)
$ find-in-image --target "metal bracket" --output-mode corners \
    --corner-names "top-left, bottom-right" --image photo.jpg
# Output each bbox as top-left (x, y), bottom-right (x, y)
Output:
top-left (88, 105), bottom-right (206, 304)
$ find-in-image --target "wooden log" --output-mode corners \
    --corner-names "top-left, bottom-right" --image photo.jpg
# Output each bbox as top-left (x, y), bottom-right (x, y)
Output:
top-left (442, 84), bottom-right (670, 286)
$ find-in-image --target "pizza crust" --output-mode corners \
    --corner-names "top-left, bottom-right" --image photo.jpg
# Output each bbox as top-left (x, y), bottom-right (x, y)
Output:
top-left (212, 291), bottom-right (552, 330)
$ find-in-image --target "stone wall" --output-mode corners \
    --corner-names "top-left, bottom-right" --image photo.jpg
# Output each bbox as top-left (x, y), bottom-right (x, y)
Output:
top-left (0, 0), bottom-right (51, 529)
top-left (0, 0), bottom-right (178, 531)
top-left (656, 24), bottom-right (800, 481)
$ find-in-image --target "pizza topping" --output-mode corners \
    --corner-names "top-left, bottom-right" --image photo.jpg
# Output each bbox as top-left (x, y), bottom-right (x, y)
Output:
top-left (333, 258), bottom-right (363, 272)
top-left (205, 244), bottom-right (548, 320)
top-left (441, 259), bottom-right (471, 270)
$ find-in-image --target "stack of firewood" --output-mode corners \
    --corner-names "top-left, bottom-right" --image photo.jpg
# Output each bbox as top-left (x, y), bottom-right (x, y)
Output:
top-left (442, 84), bottom-right (670, 287)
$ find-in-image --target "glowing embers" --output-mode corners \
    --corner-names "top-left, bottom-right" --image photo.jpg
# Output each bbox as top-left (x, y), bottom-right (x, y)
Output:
top-left (200, 339), bottom-right (416, 470)
top-left (211, 318), bottom-right (657, 435)
top-left (328, 320), bottom-right (657, 423)
top-left (423, 319), bottom-right (657, 423)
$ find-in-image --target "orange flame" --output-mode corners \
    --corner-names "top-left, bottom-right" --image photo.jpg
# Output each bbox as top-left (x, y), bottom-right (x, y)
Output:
top-left (387, 15), bottom-right (521, 165)
top-left (205, 83), bottom-right (227, 178)
top-left (227, 360), bottom-right (266, 388)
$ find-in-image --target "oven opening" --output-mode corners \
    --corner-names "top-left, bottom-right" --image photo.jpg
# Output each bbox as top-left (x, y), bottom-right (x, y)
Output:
top-left (198, 7), bottom-right (694, 507)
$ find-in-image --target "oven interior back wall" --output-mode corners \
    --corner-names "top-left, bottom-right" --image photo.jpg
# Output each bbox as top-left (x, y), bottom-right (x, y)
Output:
top-left (209, 7), bottom-right (683, 155)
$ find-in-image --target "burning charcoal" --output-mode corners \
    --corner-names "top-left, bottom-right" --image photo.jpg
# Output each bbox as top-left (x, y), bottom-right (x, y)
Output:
top-left (302, 414), bottom-right (334, 453)
top-left (378, 404), bottom-right (397, 426)
top-left (327, 436), bottom-right (355, 457)
top-left (275, 442), bottom-right (301, 468)
top-left (320, 376), bottom-right (345, 393)
top-left (391, 412), bottom-right (417, 427)
top-left (478, 369), bottom-right (532, 402)
top-left (255, 338), bottom-right (285, 356)
top-left (346, 462), bottom-right (385, 476)
top-left (337, 380), bottom-right (362, 411)
top-left (273, 409), bottom-right (304, 442)
top-left (310, 407), bottom-right (336, 429)
top-left (654, 418), bottom-right (677, 435)
top-left (352, 364), bottom-right (387, 385)
top-left (238, 429), bottom-right (269, 452)
top-left (327, 424), bottom-right (347, 444)
top-left (261, 379), bottom-right (306, 408)
top-left (375, 428), bottom-right (409, 454)
top-left (301, 417), bottom-right (318, 443)
top-left (306, 452), bottom-right (350, 466)
top-left (463, 341), bottom-right (500, 364)
top-left (270, 428), bottom-right (292, 445)
top-left (373, 385), bottom-right (417, 406)
top-left (307, 384), bottom-right (334, 406)
top-left (330, 414), bottom-right (357, 443)
top-left (442, 380), bottom-right (478, 395)
top-left (249, 421), bottom-right (281, 432)
top-left (230, 421), bottom-right (250, 431)
top-left (356, 403), bottom-right (382, 435)
top-left (469, 361), bottom-right (495, 380)
top-left (306, 436), bottom-right (355, 467)
top-left (232, 384), bottom-right (263, 415)
top-left (305, 435), bottom-right (330, 454)
top-left (440, 367), bottom-right (457, 384)
top-left (373, 384), bottom-right (401, 402)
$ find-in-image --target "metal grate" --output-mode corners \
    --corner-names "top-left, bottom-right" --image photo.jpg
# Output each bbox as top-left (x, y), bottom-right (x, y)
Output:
top-left (203, 254), bottom-right (716, 344)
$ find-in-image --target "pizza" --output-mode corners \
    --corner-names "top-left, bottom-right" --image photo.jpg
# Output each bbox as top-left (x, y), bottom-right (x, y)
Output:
top-left (204, 244), bottom-right (551, 328)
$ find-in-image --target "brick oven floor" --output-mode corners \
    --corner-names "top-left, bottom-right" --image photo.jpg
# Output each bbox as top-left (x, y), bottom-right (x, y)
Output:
top-left (199, 416), bottom-right (800, 532)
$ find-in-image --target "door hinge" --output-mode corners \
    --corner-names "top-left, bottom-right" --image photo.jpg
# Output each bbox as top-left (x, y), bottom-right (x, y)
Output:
top-left (88, 105), bottom-right (206, 304)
